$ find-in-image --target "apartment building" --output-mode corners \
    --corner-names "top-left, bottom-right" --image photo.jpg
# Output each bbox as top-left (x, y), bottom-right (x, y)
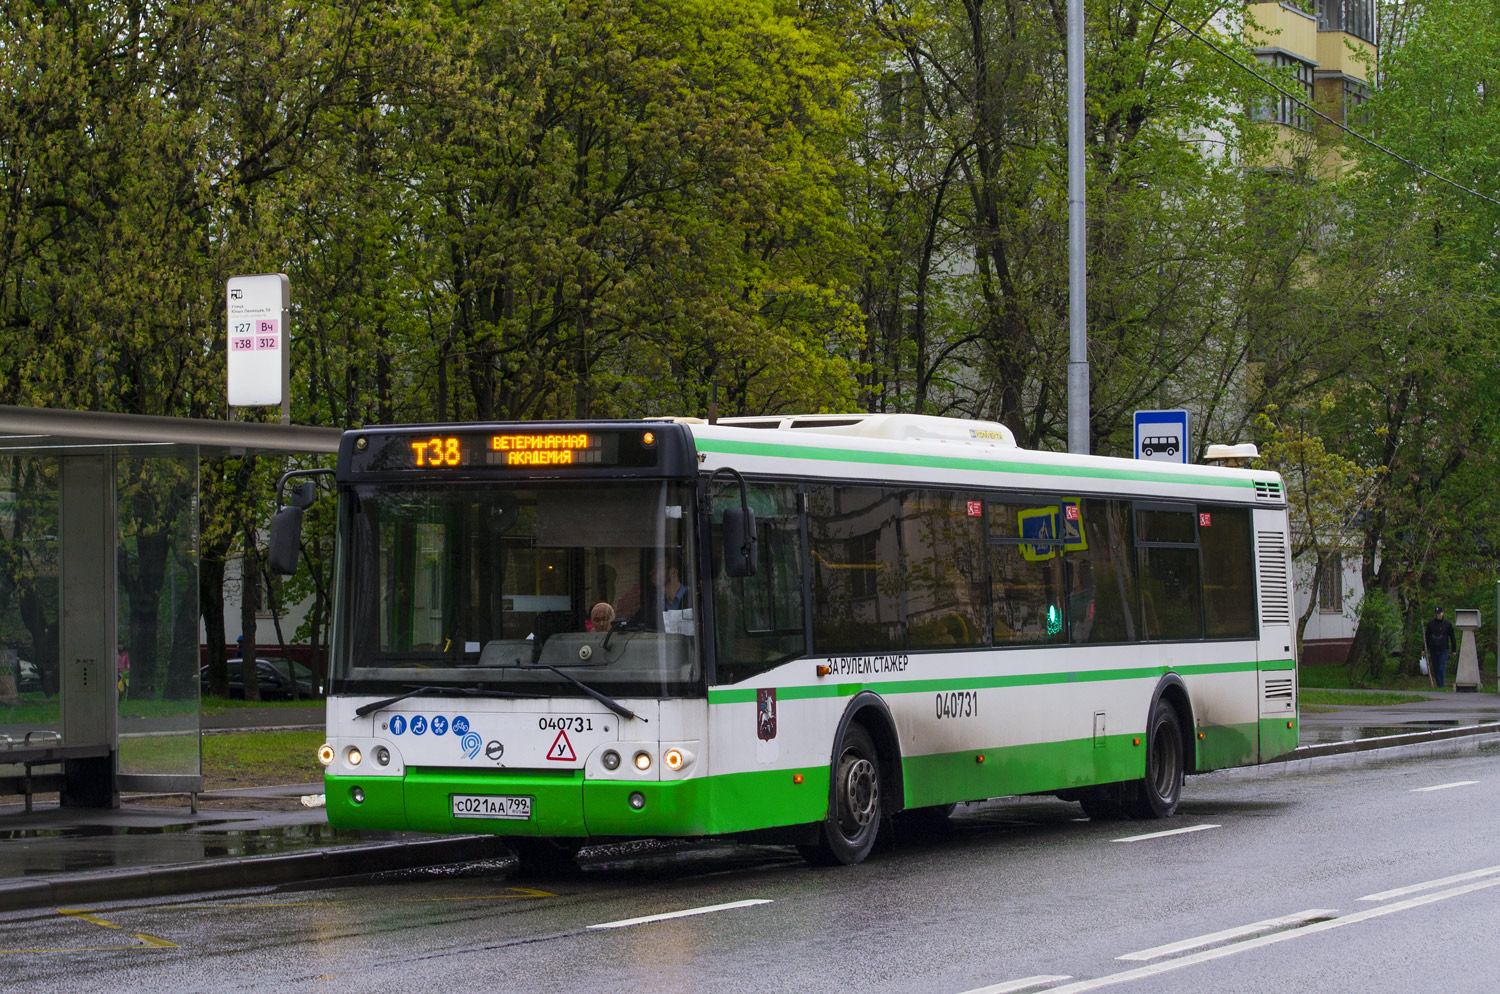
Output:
top-left (1249, 0), bottom-right (1377, 178)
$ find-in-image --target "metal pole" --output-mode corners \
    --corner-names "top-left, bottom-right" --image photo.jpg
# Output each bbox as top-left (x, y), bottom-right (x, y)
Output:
top-left (1066, 0), bottom-right (1090, 455)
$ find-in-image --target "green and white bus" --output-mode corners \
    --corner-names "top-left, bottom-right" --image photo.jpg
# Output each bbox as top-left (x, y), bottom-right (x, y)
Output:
top-left (271, 413), bottom-right (1297, 866)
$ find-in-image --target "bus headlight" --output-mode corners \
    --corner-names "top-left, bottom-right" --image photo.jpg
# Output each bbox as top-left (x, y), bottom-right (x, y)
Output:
top-left (318, 744), bottom-right (335, 766)
top-left (374, 746), bottom-right (391, 766)
top-left (347, 747), bottom-right (362, 767)
top-left (601, 749), bottom-right (621, 770)
top-left (633, 750), bottom-right (652, 771)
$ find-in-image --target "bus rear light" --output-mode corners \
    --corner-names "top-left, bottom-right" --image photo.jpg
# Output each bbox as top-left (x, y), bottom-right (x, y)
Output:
top-left (318, 744), bottom-right (335, 766)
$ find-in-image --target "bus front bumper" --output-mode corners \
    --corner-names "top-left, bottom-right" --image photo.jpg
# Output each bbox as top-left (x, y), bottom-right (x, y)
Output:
top-left (324, 769), bottom-right (711, 838)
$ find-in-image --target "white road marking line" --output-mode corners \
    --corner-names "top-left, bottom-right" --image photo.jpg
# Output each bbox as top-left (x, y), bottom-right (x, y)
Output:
top-left (587, 898), bottom-right (772, 930)
top-left (958, 976), bottom-right (1073, 994)
top-left (1116, 909), bottom-right (1336, 961)
top-left (1359, 863), bottom-right (1500, 902)
top-left (1410, 780), bottom-right (1478, 792)
top-left (1033, 875), bottom-right (1500, 993)
top-left (1111, 824), bottom-right (1220, 843)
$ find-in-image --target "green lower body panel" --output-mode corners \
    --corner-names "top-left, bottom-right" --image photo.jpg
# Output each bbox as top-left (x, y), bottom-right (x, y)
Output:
top-left (1259, 714), bottom-right (1299, 761)
top-left (327, 765), bottom-right (831, 839)
top-left (902, 734), bottom-right (1145, 808)
top-left (1193, 721), bottom-right (1258, 772)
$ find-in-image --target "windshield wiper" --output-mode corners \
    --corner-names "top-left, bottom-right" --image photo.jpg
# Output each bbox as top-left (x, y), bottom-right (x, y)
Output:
top-left (353, 685), bottom-right (546, 718)
top-left (517, 664), bottom-right (644, 722)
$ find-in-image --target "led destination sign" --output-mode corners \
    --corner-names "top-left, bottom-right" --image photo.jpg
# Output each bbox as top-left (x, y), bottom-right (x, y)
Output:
top-left (350, 428), bottom-right (661, 474)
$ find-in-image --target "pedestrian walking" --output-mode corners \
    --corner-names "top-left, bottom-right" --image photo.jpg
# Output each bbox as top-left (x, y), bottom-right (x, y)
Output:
top-left (1424, 606), bottom-right (1457, 689)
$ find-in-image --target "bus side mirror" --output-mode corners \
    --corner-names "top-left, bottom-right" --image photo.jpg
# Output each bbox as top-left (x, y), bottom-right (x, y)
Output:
top-left (722, 507), bottom-right (758, 578)
top-left (268, 504), bottom-right (304, 575)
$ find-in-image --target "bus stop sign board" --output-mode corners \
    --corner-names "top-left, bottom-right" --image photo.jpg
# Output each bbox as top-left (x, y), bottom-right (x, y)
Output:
top-left (226, 273), bottom-right (290, 409)
top-left (1134, 409), bottom-right (1190, 464)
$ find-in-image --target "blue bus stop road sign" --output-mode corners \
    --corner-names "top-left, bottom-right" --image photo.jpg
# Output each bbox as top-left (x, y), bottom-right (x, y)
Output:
top-left (1134, 409), bottom-right (1190, 463)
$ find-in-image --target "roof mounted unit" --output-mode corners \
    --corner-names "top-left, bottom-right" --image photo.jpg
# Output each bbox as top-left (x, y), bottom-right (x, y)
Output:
top-left (716, 413), bottom-right (1017, 447)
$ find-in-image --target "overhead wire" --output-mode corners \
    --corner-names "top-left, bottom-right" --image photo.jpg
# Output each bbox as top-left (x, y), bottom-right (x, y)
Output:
top-left (1137, 0), bottom-right (1500, 208)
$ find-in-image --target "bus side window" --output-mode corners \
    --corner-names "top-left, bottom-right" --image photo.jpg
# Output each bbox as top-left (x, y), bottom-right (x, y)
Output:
top-left (711, 483), bottom-right (805, 684)
top-left (1070, 499), bottom-right (1138, 643)
top-left (807, 486), bottom-right (903, 653)
top-left (1200, 505), bottom-right (1256, 638)
top-left (1135, 504), bottom-right (1202, 641)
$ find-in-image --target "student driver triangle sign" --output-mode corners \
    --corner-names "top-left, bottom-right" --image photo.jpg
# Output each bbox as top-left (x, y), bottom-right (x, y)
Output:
top-left (546, 729), bottom-right (577, 762)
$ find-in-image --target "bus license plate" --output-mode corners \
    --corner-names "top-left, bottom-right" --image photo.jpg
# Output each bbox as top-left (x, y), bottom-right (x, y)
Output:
top-left (452, 794), bottom-right (532, 820)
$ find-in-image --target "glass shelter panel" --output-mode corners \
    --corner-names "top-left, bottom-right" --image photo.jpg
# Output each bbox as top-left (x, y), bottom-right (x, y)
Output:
top-left (0, 455), bottom-right (62, 756)
top-left (116, 451), bottom-right (201, 781)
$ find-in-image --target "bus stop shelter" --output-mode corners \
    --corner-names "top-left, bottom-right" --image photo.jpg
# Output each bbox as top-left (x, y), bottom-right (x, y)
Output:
top-left (0, 406), bottom-right (340, 809)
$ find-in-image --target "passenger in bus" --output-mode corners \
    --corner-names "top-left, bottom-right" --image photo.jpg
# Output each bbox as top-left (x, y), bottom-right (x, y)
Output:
top-left (624, 561), bottom-right (689, 630)
top-left (587, 602), bottom-right (615, 632)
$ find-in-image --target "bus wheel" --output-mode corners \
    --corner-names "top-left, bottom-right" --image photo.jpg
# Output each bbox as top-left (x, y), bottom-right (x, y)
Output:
top-left (508, 837), bottom-right (583, 875)
top-left (799, 723), bottom-right (882, 866)
top-left (1127, 699), bottom-right (1183, 819)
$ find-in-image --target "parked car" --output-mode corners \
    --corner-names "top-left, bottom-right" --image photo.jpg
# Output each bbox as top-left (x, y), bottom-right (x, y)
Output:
top-left (17, 658), bottom-right (40, 693)
top-left (199, 658), bottom-right (319, 700)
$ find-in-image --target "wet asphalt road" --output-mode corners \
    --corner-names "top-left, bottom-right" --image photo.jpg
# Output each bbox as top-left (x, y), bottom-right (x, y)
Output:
top-left (4, 745), bottom-right (1500, 994)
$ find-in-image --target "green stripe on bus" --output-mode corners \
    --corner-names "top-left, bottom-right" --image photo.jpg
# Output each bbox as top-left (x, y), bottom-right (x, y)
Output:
top-left (695, 437), bottom-right (1255, 489)
top-left (706, 658), bottom-right (1270, 704)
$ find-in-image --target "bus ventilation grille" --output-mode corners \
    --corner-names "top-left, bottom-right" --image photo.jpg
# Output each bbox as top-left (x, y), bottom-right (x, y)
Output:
top-left (1256, 531), bottom-right (1292, 625)
top-left (1263, 677), bottom-right (1294, 703)
top-left (1254, 481), bottom-right (1284, 502)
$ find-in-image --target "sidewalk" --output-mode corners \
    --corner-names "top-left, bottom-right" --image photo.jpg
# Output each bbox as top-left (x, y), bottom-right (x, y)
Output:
top-left (4, 691), bottom-right (1500, 913)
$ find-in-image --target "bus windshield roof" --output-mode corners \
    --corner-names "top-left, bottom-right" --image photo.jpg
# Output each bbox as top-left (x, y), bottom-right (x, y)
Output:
top-left (336, 480), bottom-right (700, 698)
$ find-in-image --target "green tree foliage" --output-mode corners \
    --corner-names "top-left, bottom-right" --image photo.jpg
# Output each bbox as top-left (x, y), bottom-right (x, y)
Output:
top-left (6, 0), bottom-right (1500, 676)
top-left (1310, 0), bottom-right (1500, 675)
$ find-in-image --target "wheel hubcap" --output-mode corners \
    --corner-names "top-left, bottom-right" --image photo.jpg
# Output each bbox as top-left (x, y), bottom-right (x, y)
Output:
top-left (837, 753), bottom-right (879, 834)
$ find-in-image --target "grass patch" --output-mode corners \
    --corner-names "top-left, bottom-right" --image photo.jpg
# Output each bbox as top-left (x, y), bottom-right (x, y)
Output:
top-left (1298, 663), bottom-right (1498, 693)
top-left (200, 696), bottom-right (324, 714)
top-left (204, 730), bottom-right (326, 790)
top-left (1300, 689), bottom-right (1430, 708)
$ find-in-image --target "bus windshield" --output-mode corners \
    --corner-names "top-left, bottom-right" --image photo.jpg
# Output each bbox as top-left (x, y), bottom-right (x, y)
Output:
top-left (335, 480), bottom-right (700, 698)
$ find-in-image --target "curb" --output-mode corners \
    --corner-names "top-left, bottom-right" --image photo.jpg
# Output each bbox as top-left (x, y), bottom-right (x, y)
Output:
top-left (1205, 721), bottom-right (1500, 781)
top-left (0, 834), bottom-right (514, 914)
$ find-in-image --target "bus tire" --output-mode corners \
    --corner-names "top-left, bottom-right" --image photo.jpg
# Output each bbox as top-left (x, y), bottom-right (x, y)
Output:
top-left (798, 723), bottom-right (882, 866)
top-left (1127, 698), bottom-right (1183, 819)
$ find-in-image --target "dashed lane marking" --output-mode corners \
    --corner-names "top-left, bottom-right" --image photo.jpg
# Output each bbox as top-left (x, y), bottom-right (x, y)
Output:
top-left (1116, 909), bottom-right (1336, 961)
top-left (957, 975), bottom-right (1073, 993)
top-left (1410, 781), bottom-right (1479, 792)
top-left (588, 898), bottom-right (772, 930)
top-left (1359, 863), bottom-right (1500, 902)
top-left (1006, 875), bottom-right (1500, 993)
top-left (1111, 824), bottom-right (1219, 843)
